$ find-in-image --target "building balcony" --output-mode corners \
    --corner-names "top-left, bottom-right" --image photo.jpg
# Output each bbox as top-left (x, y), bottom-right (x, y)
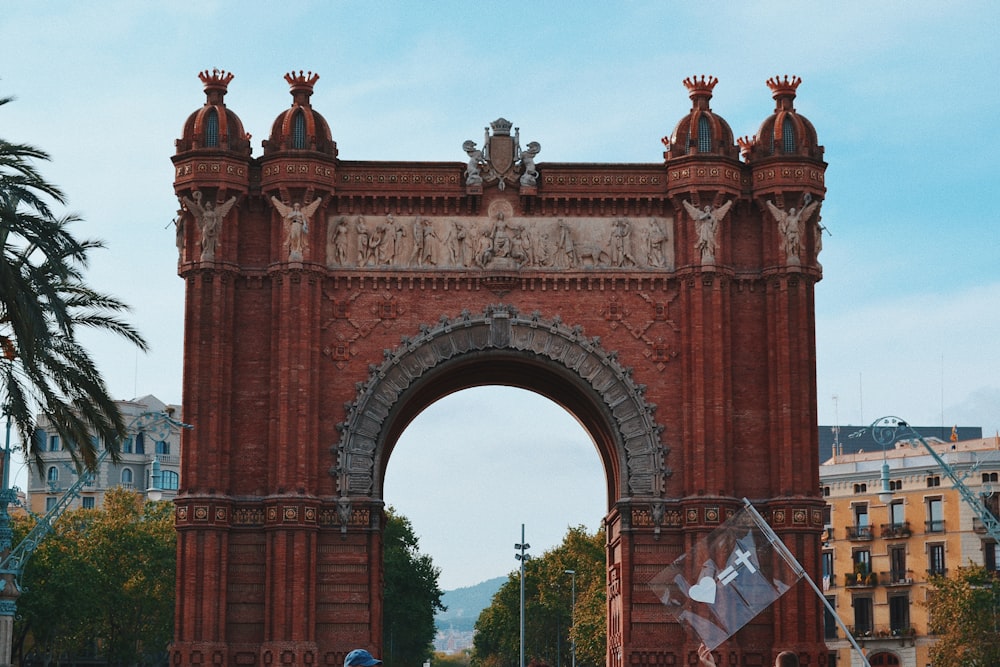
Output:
top-left (821, 526), bottom-right (834, 542)
top-left (972, 516), bottom-right (999, 534)
top-left (845, 571), bottom-right (877, 587)
top-left (927, 567), bottom-right (948, 578)
top-left (846, 525), bottom-right (874, 541)
top-left (925, 519), bottom-right (946, 533)
top-left (879, 521), bottom-right (912, 539)
top-left (880, 571), bottom-right (914, 586)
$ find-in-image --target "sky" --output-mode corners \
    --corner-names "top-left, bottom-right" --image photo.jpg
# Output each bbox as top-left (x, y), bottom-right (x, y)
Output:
top-left (2, 1), bottom-right (999, 590)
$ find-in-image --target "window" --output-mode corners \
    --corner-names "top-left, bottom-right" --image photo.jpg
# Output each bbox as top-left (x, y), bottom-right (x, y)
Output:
top-left (855, 503), bottom-right (869, 526)
top-left (121, 468), bottom-right (134, 488)
top-left (45, 497), bottom-right (57, 512)
top-left (135, 432), bottom-right (145, 454)
top-left (822, 551), bottom-right (835, 587)
top-left (823, 504), bottom-right (832, 526)
top-left (927, 475), bottom-right (940, 487)
top-left (161, 470), bottom-right (180, 491)
top-left (985, 542), bottom-right (1000, 573)
top-left (291, 110), bottom-right (306, 149)
top-left (854, 483), bottom-right (868, 494)
top-left (697, 116), bottom-right (712, 153)
top-left (928, 543), bottom-right (946, 576)
top-left (926, 497), bottom-right (944, 532)
top-left (889, 479), bottom-right (902, 491)
top-left (34, 429), bottom-right (47, 452)
top-left (49, 435), bottom-right (60, 451)
top-left (782, 121), bottom-right (796, 154)
top-left (46, 466), bottom-right (59, 483)
top-left (82, 496), bottom-right (95, 510)
top-left (823, 486), bottom-right (831, 497)
top-left (123, 436), bottom-right (134, 454)
top-left (824, 596), bottom-right (839, 639)
top-left (888, 594), bottom-right (910, 633)
top-left (982, 472), bottom-right (998, 483)
top-left (889, 545), bottom-right (907, 583)
top-left (890, 500), bottom-right (905, 527)
top-left (205, 108), bottom-right (219, 147)
top-left (852, 595), bottom-right (873, 635)
top-left (155, 440), bottom-right (170, 455)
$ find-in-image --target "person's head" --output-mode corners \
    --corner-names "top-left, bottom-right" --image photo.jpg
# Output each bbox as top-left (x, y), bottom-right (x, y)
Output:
top-left (774, 651), bottom-right (798, 667)
top-left (344, 649), bottom-right (382, 667)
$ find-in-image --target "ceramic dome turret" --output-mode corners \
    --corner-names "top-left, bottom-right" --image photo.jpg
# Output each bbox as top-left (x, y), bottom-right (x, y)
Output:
top-left (263, 71), bottom-right (337, 157)
top-left (176, 69), bottom-right (251, 156)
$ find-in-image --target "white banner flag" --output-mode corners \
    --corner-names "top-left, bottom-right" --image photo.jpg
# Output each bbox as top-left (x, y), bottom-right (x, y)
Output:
top-left (648, 505), bottom-right (803, 650)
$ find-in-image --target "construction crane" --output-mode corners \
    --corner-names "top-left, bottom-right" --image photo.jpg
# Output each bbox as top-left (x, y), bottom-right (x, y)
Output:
top-left (852, 415), bottom-right (1000, 546)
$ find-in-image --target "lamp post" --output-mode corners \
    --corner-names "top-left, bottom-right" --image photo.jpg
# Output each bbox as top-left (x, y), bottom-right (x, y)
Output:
top-left (147, 456), bottom-right (162, 502)
top-left (515, 525), bottom-right (530, 667)
top-left (564, 569), bottom-right (576, 667)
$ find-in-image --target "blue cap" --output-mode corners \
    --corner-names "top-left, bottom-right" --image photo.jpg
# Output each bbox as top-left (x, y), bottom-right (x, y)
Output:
top-left (344, 649), bottom-right (382, 667)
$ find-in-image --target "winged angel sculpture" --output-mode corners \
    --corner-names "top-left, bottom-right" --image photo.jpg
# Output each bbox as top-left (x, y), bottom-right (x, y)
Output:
top-left (682, 199), bottom-right (733, 265)
top-left (271, 196), bottom-right (323, 261)
top-left (181, 190), bottom-right (237, 261)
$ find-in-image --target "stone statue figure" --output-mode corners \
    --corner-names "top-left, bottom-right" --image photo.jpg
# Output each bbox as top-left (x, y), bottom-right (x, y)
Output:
top-left (354, 216), bottom-right (371, 266)
top-left (556, 219), bottom-right (576, 268)
top-left (271, 196), bottom-right (322, 262)
top-left (519, 141), bottom-right (541, 187)
top-left (645, 217), bottom-right (673, 269)
top-left (327, 217), bottom-right (348, 267)
top-left (766, 198), bottom-right (819, 265)
top-left (610, 217), bottom-right (636, 267)
top-left (463, 140), bottom-right (484, 186)
top-left (683, 199), bottom-right (733, 265)
top-left (182, 190), bottom-right (237, 261)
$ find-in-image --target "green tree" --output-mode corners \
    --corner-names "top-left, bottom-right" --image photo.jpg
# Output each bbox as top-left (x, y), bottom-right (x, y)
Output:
top-left (14, 488), bottom-right (175, 665)
top-left (926, 563), bottom-right (1000, 667)
top-left (472, 526), bottom-right (605, 667)
top-left (383, 507), bottom-right (446, 667)
top-left (0, 95), bottom-right (147, 470)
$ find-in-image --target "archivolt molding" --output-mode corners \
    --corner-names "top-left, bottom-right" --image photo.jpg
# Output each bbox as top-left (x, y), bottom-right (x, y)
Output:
top-left (332, 304), bottom-right (669, 502)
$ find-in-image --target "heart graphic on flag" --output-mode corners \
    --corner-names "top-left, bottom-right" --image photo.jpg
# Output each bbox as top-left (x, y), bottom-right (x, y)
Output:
top-left (688, 576), bottom-right (717, 604)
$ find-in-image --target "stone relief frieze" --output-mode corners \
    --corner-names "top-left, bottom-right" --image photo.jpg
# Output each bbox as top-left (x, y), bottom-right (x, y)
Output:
top-left (332, 305), bottom-right (670, 501)
top-left (324, 206), bottom-right (675, 272)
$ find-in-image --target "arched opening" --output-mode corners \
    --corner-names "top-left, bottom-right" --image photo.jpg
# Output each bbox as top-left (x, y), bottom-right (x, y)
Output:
top-left (867, 651), bottom-right (900, 666)
top-left (384, 385), bottom-right (606, 590)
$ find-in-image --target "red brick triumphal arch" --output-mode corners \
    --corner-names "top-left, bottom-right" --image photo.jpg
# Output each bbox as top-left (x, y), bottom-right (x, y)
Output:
top-left (171, 70), bottom-right (828, 667)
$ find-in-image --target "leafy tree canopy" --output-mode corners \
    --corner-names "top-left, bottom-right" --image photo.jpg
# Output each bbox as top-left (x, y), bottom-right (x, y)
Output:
top-left (473, 525), bottom-right (605, 667)
top-left (0, 94), bottom-right (147, 471)
top-left (383, 507), bottom-right (446, 667)
top-left (926, 563), bottom-right (1000, 667)
top-left (14, 488), bottom-right (175, 665)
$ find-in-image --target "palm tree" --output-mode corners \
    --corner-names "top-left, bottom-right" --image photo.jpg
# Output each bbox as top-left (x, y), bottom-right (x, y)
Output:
top-left (1, 95), bottom-right (148, 471)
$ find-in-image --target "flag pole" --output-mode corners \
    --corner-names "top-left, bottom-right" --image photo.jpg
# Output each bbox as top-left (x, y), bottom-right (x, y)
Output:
top-left (741, 498), bottom-right (871, 667)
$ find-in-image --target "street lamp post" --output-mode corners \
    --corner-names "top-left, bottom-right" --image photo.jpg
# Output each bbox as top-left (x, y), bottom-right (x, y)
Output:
top-left (564, 570), bottom-right (576, 667)
top-left (515, 525), bottom-right (530, 667)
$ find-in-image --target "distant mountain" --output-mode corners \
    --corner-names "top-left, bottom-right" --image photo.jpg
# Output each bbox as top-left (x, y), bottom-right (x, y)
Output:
top-left (435, 576), bottom-right (507, 633)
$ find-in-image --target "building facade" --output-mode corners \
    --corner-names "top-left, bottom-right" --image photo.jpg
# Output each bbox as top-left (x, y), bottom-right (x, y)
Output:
top-left (170, 70), bottom-right (829, 666)
top-left (820, 434), bottom-right (1000, 666)
top-left (26, 395), bottom-right (183, 514)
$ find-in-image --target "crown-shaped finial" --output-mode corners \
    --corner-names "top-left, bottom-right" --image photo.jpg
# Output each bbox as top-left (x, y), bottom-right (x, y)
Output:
top-left (199, 69), bottom-right (234, 92)
top-left (285, 70), bottom-right (320, 93)
top-left (490, 118), bottom-right (513, 136)
top-left (737, 135), bottom-right (757, 161)
top-left (766, 75), bottom-right (802, 99)
top-left (683, 75), bottom-right (719, 98)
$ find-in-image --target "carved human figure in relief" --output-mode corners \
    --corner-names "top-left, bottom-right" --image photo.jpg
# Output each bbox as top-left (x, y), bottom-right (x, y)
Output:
top-left (271, 196), bottom-right (322, 262)
top-left (182, 190), bottom-right (237, 261)
top-left (556, 219), bottom-right (576, 268)
top-left (327, 217), bottom-right (348, 267)
top-left (476, 224), bottom-right (494, 268)
top-left (610, 217), bottom-right (636, 267)
top-left (683, 199), bottom-right (733, 265)
top-left (444, 221), bottom-right (467, 267)
top-left (645, 217), bottom-right (672, 269)
top-left (370, 220), bottom-right (388, 265)
top-left (463, 140), bottom-right (484, 186)
top-left (766, 198), bottom-right (819, 265)
top-left (354, 216), bottom-right (371, 266)
top-left (519, 141), bottom-right (541, 187)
